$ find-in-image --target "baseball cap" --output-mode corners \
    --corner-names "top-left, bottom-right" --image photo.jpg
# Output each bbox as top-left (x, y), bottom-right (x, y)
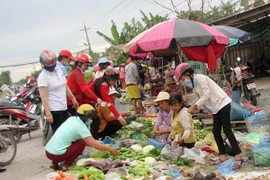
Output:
top-left (59, 50), bottom-right (75, 60)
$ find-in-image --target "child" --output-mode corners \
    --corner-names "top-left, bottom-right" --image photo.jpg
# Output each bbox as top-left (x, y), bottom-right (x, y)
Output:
top-left (152, 92), bottom-right (172, 139)
top-left (168, 94), bottom-right (196, 148)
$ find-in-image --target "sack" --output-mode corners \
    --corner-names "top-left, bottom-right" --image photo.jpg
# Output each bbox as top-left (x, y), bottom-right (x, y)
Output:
top-left (181, 147), bottom-right (206, 164)
top-left (160, 144), bottom-right (183, 160)
top-left (230, 102), bottom-right (251, 121)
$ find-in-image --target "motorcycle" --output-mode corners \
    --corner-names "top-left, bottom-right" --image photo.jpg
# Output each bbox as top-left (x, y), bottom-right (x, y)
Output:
top-left (0, 102), bottom-right (40, 143)
top-left (39, 107), bottom-right (53, 146)
top-left (0, 126), bottom-right (17, 166)
top-left (231, 57), bottom-right (260, 106)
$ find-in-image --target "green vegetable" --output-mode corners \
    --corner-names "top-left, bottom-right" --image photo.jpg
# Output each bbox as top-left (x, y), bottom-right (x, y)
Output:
top-left (89, 150), bottom-right (111, 158)
top-left (171, 157), bottom-right (193, 167)
top-left (142, 145), bottom-right (155, 154)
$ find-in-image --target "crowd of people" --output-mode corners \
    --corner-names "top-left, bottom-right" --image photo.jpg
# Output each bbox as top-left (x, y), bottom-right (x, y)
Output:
top-left (36, 49), bottom-right (243, 172)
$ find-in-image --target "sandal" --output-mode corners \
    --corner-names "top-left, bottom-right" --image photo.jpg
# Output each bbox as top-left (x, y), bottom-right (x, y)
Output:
top-left (50, 162), bottom-right (60, 171)
top-left (232, 159), bottom-right (243, 171)
top-left (211, 158), bottom-right (226, 165)
top-left (61, 165), bottom-right (74, 172)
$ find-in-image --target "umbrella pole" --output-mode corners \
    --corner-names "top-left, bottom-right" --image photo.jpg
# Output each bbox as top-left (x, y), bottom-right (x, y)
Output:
top-left (176, 43), bottom-right (183, 64)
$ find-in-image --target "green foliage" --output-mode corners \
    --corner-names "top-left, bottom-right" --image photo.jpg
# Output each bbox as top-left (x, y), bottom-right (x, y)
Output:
top-left (0, 71), bottom-right (12, 85)
top-left (96, 10), bottom-right (169, 46)
top-left (89, 51), bottom-right (101, 64)
top-left (84, 71), bottom-right (94, 83)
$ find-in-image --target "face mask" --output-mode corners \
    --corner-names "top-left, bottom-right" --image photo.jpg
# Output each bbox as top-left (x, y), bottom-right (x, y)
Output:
top-left (185, 79), bottom-right (193, 88)
top-left (85, 120), bottom-right (93, 126)
top-left (44, 63), bottom-right (56, 72)
top-left (63, 62), bottom-right (69, 67)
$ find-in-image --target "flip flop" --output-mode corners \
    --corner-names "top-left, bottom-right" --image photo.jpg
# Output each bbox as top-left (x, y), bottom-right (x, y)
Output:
top-left (211, 158), bottom-right (226, 165)
top-left (232, 159), bottom-right (243, 171)
top-left (50, 162), bottom-right (60, 171)
top-left (61, 165), bottom-right (74, 172)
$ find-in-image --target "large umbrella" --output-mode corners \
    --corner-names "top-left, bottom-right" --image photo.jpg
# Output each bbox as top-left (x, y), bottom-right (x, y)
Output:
top-left (212, 25), bottom-right (250, 47)
top-left (124, 18), bottom-right (229, 71)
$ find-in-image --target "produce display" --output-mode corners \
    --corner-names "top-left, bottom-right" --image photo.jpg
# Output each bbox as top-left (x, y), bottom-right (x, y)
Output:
top-left (120, 95), bottom-right (132, 104)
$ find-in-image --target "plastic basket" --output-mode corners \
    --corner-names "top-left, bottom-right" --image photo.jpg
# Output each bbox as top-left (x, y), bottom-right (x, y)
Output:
top-left (252, 144), bottom-right (270, 167)
top-left (245, 118), bottom-right (270, 133)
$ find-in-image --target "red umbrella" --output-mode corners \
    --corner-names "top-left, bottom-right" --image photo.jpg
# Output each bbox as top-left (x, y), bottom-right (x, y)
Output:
top-left (124, 18), bottom-right (229, 71)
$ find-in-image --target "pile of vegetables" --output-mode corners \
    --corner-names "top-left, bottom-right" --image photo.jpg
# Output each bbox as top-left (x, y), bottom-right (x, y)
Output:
top-left (115, 118), bottom-right (154, 140)
top-left (120, 95), bottom-right (131, 104)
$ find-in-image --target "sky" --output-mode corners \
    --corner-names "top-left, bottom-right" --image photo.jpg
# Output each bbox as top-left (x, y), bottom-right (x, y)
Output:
top-left (0, 0), bottom-right (221, 82)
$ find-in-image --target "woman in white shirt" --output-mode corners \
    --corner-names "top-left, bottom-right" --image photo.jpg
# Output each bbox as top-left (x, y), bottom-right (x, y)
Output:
top-left (38, 50), bottom-right (79, 133)
top-left (175, 62), bottom-right (242, 171)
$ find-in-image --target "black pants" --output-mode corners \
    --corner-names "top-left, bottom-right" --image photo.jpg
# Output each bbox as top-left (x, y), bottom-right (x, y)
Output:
top-left (67, 105), bottom-right (77, 116)
top-left (90, 116), bottom-right (101, 140)
top-left (50, 110), bottom-right (70, 133)
top-left (213, 103), bottom-right (241, 155)
top-left (98, 121), bottom-right (122, 139)
top-left (180, 142), bottom-right (195, 149)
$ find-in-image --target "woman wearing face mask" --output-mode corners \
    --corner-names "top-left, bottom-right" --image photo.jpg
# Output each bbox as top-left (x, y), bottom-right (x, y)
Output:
top-left (66, 53), bottom-right (102, 116)
top-left (175, 62), bottom-right (242, 171)
top-left (37, 50), bottom-right (79, 133)
top-left (88, 68), bottom-right (127, 127)
top-left (45, 104), bottom-right (118, 171)
top-left (57, 49), bottom-right (75, 77)
top-left (168, 94), bottom-right (196, 148)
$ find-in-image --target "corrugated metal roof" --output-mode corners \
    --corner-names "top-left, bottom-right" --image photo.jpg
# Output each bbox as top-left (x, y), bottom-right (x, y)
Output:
top-left (209, 3), bottom-right (270, 26)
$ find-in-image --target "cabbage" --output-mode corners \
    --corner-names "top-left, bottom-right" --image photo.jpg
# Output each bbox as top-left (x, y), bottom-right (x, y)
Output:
top-left (142, 145), bottom-right (155, 154)
top-left (131, 144), bottom-right (143, 152)
top-left (144, 157), bottom-right (156, 166)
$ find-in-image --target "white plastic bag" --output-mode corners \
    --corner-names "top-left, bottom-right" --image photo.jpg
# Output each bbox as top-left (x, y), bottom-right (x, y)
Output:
top-left (181, 147), bottom-right (205, 164)
top-left (160, 144), bottom-right (183, 160)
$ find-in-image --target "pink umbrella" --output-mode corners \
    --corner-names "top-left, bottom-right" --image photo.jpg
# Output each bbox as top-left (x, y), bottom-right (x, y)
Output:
top-left (124, 18), bottom-right (229, 71)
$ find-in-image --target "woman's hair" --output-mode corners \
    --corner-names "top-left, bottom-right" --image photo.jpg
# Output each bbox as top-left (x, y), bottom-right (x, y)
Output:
top-left (93, 77), bottom-right (106, 99)
top-left (169, 94), bottom-right (183, 106)
top-left (183, 68), bottom-right (194, 76)
top-left (99, 63), bottom-right (108, 71)
top-left (72, 61), bottom-right (80, 70)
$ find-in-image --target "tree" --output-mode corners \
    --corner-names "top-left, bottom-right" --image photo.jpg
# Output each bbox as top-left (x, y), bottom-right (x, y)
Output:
top-left (97, 11), bottom-right (169, 46)
top-left (0, 71), bottom-right (12, 85)
top-left (154, 0), bottom-right (241, 23)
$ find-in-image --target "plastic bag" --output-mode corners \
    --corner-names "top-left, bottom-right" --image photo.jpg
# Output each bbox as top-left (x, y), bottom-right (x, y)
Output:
top-left (181, 147), bottom-right (206, 164)
top-left (106, 167), bottom-right (128, 178)
top-left (102, 137), bottom-right (117, 147)
top-left (233, 131), bottom-right (246, 142)
top-left (203, 133), bottom-right (219, 153)
top-left (161, 144), bottom-right (183, 160)
top-left (105, 172), bottom-right (121, 180)
top-left (217, 158), bottom-right (236, 175)
top-left (242, 132), bottom-right (262, 144)
top-left (241, 98), bottom-right (256, 111)
top-left (245, 110), bottom-right (268, 121)
top-left (162, 168), bottom-right (183, 179)
top-left (230, 102), bottom-right (251, 121)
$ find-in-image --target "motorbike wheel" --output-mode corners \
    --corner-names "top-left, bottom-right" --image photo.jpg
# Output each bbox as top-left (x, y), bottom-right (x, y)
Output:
top-left (0, 131), bottom-right (17, 166)
top-left (0, 119), bottom-right (22, 143)
top-left (40, 111), bottom-right (53, 146)
top-left (251, 95), bottom-right (257, 106)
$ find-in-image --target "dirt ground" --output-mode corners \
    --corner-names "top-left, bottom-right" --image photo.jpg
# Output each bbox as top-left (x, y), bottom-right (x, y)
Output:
top-left (0, 77), bottom-right (270, 180)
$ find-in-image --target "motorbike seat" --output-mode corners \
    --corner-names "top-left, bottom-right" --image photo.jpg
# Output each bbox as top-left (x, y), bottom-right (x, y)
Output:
top-left (0, 102), bottom-right (25, 110)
